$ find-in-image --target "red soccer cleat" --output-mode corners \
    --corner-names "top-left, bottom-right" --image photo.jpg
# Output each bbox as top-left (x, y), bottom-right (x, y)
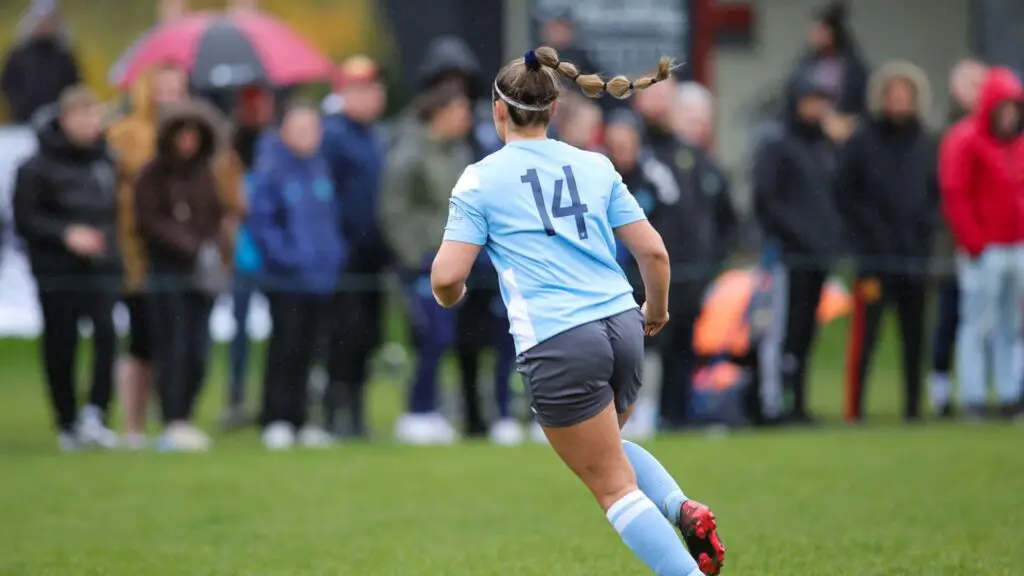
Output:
top-left (678, 500), bottom-right (726, 575)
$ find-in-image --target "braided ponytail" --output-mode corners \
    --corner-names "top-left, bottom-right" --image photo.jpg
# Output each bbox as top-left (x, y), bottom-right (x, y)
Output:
top-left (491, 47), bottom-right (677, 128)
top-left (533, 46), bottom-right (607, 99)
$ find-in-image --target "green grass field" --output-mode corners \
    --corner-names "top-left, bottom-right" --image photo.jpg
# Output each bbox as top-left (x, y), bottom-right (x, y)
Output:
top-left (1, 320), bottom-right (1022, 575)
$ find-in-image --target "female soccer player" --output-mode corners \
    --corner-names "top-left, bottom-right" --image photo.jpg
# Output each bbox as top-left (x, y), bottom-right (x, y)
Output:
top-left (430, 47), bottom-right (726, 575)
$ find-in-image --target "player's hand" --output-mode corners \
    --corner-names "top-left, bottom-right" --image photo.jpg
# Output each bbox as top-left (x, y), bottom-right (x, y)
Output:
top-left (433, 284), bottom-right (467, 308)
top-left (641, 302), bottom-right (669, 337)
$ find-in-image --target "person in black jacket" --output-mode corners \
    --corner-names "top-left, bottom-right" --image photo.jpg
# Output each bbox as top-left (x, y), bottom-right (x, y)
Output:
top-left (633, 77), bottom-right (737, 429)
top-left (1, 2), bottom-right (80, 124)
top-left (786, 1), bottom-right (868, 143)
top-left (13, 86), bottom-right (119, 451)
top-left (835, 61), bottom-right (937, 423)
top-left (752, 73), bottom-right (842, 426)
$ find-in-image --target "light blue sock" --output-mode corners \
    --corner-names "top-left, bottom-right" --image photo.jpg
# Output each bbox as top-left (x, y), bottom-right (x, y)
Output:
top-left (623, 440), bottom-right (688, 525)
top-left (607, 490), bottom-right (701, 576)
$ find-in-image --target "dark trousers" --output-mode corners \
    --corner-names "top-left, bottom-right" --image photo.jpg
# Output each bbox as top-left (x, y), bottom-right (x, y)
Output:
top-left (750, 267), bottom-right (827, 422)
top-left (932, 279), bottom-right (959, 375)
top-left (844, 273), bottom-right (927, 421)
top-left (326, 257), bottom-right (386, 436)
top-left (656, 311), bottom-right (698, 429)
top-left (37, 286), bottom-right (117, 432)
top-left (403, 272), bottom-right (456, 414)
top-left (261, 293), bottom-right (328, 428)
top-left (150, 289), bottom-right (214, 424)
top-left (456, 283), bottom-right (516, 435)
top-left (228, 273), bottom-right (256, 408)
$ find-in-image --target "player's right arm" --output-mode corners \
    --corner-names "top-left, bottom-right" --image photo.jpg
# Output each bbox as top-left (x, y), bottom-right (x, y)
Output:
top-left (607, 164), bottom-right (671, 336)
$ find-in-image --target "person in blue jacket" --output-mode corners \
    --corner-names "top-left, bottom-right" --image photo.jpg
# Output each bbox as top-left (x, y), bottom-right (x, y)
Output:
top-left (247, 100), bottom-right (346, 450)
top-left (320, 56), bottom-right (388, 438)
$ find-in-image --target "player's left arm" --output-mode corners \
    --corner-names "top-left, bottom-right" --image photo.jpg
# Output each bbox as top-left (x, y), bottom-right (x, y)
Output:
top-left (432, 167), bottom-right (488, 308)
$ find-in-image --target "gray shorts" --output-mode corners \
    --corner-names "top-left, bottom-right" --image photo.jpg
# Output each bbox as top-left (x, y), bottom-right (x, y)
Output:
top-left (516, 308), bottom-right (645, 428)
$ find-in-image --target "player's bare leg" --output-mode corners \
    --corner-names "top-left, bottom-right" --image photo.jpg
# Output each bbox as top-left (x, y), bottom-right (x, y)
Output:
top-left (543, 402), bottom-right (701, 575)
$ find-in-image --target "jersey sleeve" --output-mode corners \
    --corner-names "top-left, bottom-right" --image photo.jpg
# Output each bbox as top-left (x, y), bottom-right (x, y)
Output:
top-left (607, 167), bottom-right (647, 229)
top-left (443, 165), bottom-right (488, 245)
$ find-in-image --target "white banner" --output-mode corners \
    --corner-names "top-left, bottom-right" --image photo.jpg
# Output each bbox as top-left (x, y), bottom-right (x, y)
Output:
top-left (0, 125), bottom-right (271, 342)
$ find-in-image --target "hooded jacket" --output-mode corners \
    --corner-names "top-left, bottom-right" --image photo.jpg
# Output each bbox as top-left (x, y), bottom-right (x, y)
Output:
top-left (12, 117), bottom-right (119, 281)
top-left (834, 60), bottom-right (939, 273)
top-left (134, 100), bottom-right (227, 276)
top-left (940, 67), bottom-right (1024, 256)
top-left (108, 69), bottom-right (246, 291)
top-left (404, 36), bottom-right (501, 160)
top-left (247, 133), bottom-right (346, 294)
top-left (754, 73), bottom-right (842, 263)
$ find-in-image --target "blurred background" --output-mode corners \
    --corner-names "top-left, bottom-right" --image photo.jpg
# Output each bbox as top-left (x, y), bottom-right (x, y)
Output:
top-left (1, 0), bottom-right (1023, 573)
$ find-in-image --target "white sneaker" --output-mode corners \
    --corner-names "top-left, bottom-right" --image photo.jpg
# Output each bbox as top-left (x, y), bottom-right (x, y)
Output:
top-left (262, 421), bottom-right (296, 450)
top-left (395, 413), bottom-right (455, 445)
top-left (58, 432), bottom-right (81, 452)
top-left (159, 422), bottom-right (212, 452)
top-left (427, 413), bottom-right (457, 445)
top-left (297, 425), bottom-right (334, 448)
top-left (489, 418), bottom-right (525, 446)
top-left (529, 421), bottom-right (548, 444)
top-left (76, 405), bottom-right (119, 449)
top-left (121, 432), bottom-right (148, 451)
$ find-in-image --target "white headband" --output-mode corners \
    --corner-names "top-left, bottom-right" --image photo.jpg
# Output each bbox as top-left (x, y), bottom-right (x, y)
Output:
top-left (493, 82), bottom-right (553, 112)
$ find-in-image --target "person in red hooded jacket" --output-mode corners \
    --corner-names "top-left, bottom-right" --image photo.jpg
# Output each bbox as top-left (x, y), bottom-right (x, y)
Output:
top-left (939, 66), bottom-right (1024, 419)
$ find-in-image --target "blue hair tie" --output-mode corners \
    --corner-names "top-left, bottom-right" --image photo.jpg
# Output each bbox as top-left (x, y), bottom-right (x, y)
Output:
top-left (523, 49), bottom-right (541, 71)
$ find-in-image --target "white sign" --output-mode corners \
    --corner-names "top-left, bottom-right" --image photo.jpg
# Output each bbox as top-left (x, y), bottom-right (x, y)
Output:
top-left (533, 0), bottom-right (691, 76)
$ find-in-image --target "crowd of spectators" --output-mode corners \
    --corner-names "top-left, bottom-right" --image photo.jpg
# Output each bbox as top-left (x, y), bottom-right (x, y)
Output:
top-left (2, 0), bottom-right (1022, 452)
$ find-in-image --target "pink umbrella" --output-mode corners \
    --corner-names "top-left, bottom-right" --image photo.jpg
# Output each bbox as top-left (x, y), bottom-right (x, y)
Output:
top-left (111, 11), bottom-right (332, 90)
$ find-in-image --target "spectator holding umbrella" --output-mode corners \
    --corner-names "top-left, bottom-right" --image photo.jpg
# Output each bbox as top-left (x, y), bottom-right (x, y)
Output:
top-left (13, 86), bottom-right (120, 451)
top-left (940, 67), bottom-right (1024, 420)
top-left (835, 60), bottom-right (938, 423)
top-left (249, 100), bottom-right (344, 450)
top-left (929, 58), bottom-right (987, 418)
top-left (135, 99), bottom-right (232, 452)
top-left (1, 0), bottom-right (80, 124)
top-left (320, 56), bottom-right (388, 438)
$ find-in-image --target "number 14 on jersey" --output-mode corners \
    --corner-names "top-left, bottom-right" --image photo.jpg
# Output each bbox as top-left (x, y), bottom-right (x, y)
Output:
top-left (521, 165), bottom-right (590, 240)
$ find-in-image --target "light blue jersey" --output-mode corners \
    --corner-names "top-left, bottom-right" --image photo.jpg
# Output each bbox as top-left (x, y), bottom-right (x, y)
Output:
top-left (443, 139), bottom-right (647, 354)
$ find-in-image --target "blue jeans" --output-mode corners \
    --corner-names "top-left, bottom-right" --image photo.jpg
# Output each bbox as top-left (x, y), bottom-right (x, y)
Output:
top-left (228, 274), bottom-right (256, 408)
top-left (956, 246), bottom-right (1024, 405)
